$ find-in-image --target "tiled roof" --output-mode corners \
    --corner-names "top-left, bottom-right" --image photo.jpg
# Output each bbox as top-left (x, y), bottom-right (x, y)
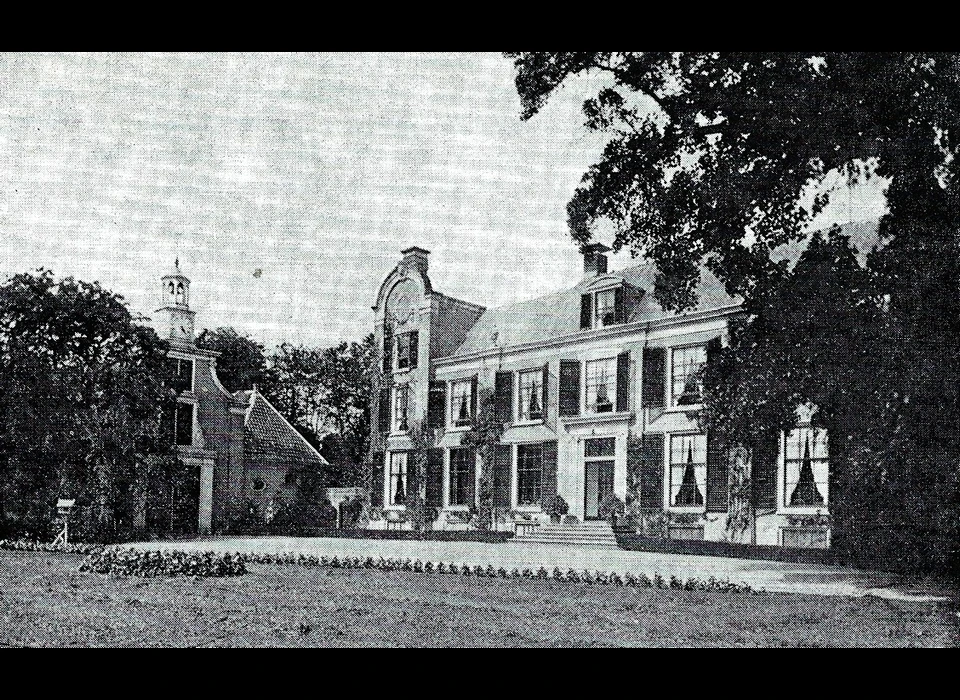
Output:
top-left (234, 390), bottom-right (328, 464)
top-left (450, 220), bottom-right (881, 357)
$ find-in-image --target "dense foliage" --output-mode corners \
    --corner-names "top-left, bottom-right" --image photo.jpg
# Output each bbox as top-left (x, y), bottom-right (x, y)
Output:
top-left (509, 52), bottom-right (960, 577)
top-left (0, 270), bottom-right (181, 543)
top-left (80, 548), bottom-right (247, 577)
top-left (196, 326), bottom-right (271, 393)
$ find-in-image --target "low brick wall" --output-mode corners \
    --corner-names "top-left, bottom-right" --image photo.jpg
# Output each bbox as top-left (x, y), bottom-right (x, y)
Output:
top-left (614, 531), bottom-right (837, 566)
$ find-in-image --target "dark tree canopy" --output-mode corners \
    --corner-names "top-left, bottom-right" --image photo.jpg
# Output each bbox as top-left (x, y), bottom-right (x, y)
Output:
top-left (509, 52), bottom-right (960, 577)
top-left (0, 270), bottom-right (176, 541)
top-left (196, 326), bottom-right (270, 393)
top-left (507, 52), bottom-right (960, 310)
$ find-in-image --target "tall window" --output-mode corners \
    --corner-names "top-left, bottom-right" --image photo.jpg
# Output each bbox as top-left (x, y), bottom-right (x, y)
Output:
top-left (448, 448), bottom-right (474, 507)
top-left (585, 357), bottom-right (616, 413)
top-left (396, 333), bottom-right (411, 370)
top-left (784, 427), bottom-right (828, 508)
top-left (450, 379), bottom-right (473, 427)
top-left (174, 402), bottom-right (194, 446)
top-left (389, 452), bottom-right (408, 506)
top-left (595, 289), bottom-right (617, 327)
top-left (671, 345), bottom-right (707, 406)
top-left (393, 385), bottom-right (409, 433)
top-left (169, 357), bottom-right (194, 393)
top-left (669, 433), bottom-right (706, 508)
top-left (517, 369), bottom-right (543, 421)
top-left (516, 443), bottom-right (543, 506)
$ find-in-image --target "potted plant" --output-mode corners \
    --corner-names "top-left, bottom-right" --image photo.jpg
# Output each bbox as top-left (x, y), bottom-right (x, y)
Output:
top-left (598, 493), bottom-right (626, 527)
top-left (545, 495), bottom-right (569, 524)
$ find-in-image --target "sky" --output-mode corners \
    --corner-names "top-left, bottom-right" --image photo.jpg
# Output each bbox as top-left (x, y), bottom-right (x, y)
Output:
top-left (0, 53), bottom-right (889, 350)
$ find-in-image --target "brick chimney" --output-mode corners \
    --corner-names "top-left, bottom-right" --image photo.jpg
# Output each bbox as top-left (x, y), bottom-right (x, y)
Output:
top-left (400, 246), bottom-right (430, 274)
top-left (583, 243), bottom-right (611, 276)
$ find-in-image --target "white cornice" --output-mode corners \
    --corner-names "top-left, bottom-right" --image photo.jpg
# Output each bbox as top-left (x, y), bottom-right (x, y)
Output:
top-left (433, 303), bottom-right (742, 367)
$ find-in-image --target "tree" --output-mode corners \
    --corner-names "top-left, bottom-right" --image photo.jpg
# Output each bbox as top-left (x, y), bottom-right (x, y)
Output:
top-left (509, 53), bottom-right (960, 577)
top-left (196, 327), bottom-right (271, 393)
top-left (0, 270), bottom-right (176, 541)
top-left (265, 334), bottom-right (375, 485)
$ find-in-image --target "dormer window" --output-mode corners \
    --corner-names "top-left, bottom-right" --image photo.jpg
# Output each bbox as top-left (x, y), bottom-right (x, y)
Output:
top-left (581, 286), bottom-right (625, 330)
top-left (595, 289), bottom-right (617, 327)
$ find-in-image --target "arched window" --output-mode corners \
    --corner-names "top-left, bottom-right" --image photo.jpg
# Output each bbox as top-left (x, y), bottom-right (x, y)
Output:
top-left (175, 282), bottom-right (185, 304)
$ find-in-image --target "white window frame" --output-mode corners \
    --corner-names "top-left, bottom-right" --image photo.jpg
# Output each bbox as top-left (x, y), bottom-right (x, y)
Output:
top-left (515, 368), bottom-right (545, 424)
top-left (667, 343), bottom-right (707, 410)
top-left (779, 426), bottom-right (829, 514)
top-left (448, 378), bottom-right (474, 430)
top-left (447, 446), bottom-right (474, 509)
top-left (513, 442), bottom-right (543, 510)
top-left (584, 356), bottom-right (617, 415)
top-left (387, 451), bottom-right (409, 508)
top-left (392, 384), bottom-right (409, 434)
top-left (169, 353), bottom-right (196, 394)
top-left (664, 431), bottom-right (707, 513)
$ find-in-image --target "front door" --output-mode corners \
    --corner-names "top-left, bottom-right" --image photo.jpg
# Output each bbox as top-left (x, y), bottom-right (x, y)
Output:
top-left (584, 459), bottom-right (614, 520)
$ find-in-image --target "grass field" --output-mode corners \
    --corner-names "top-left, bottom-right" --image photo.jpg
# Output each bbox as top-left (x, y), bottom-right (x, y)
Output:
top-left (0, 551), bottom-right (955, 647)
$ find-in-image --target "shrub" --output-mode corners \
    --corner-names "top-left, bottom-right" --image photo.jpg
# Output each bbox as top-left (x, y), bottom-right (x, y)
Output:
top-left (0, 538), bottom-right (102, 555)
top-left (545, 495), bottom-right (569, 519)
top-left (80, 548), bottom-right (246, 577)
top-left (598, 493), bottom-right (626, 524)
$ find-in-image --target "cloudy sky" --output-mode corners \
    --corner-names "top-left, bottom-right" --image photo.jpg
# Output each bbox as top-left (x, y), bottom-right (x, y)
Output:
top-left (0, 53), bottom-right (888, 349)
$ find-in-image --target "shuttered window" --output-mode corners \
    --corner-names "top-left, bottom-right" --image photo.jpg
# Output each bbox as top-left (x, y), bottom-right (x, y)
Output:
top-left (669, 433), bottom-right (706, 509)
top-left (783, 427), bottom-right (828, 509)
top-left (448, 447), bottom-right (475, 507)
top-left (671, 345), bottom-right (707, 406)
top-left (518, 368), bottom-right (544, 421)
top-left (585, 357), bottom-right (617, 414)
top-left (450, 378), bottom-right (474, 427)
top-left (388, 452), bottom-right (408, 506)
top-left (516, 443), bottom-right (543, 506)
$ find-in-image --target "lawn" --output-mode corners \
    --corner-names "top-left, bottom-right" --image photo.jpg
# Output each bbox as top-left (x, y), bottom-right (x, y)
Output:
top-left (0, 551), bottom-right (955, 647)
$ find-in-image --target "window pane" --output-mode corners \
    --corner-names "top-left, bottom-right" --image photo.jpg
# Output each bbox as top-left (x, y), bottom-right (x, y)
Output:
top-left (389, 452), bottom-right (408, 506)
top-left (518, 369), bottom-right (543, 421)
top-left (393, 386), bottom-right (409, 432)
top-left (669, 433), bottom-right (706, 508)
top-left (671, 346), bottom-right (707, 406)
top-left (396, 334), bottom-right (410, 369)
top-left (585, 358), bottom-right (616, 413)
top-left (585, 437), bottom-right (616, 457)
top-left (175, 403), bottom-right (194, 446)
top-left (451, 380), bottom-right (473, 425)
top-left (784, 427), bottom-right (829, 508)
top-left (517, 444), bottom-right (543, 506)
top-left (595, 289), bottom-right (617, 327)
top-left (449, 448), bottom-right (473, 506)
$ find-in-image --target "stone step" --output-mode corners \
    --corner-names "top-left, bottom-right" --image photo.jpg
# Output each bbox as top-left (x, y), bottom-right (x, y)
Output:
top-left (512, 521), bottom-right (619, 549)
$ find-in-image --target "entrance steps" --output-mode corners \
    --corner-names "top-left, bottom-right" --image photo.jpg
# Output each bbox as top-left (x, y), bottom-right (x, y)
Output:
top-left (512, 521), bottom-right (619, 549)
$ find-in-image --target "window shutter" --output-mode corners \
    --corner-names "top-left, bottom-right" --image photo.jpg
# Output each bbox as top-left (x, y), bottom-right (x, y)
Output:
top-left (559, 360), bottom-right (581, 417)
top-left (493, 443), bottom-right (512, 508)
top-left (614, 286), bottom-right (625, 324)
top-left (641, 347), bottom-right (666, 408)
top-left (706, 335), bottom-right (722, 363)
top-left (494, 371), bottom-right (513, 424)
top-left (425, 448), bottom-right (444, 508)
top-left (470, 375), bottom-right (478, 420)
top-left (466, 448), bottom-right (477, 507)
top-left (541, 364), bottom-right (549, 420)
top-left (706, 431), bottom-right (729, 512)
top-left (382, 331), bottom-right (392, 374)
top-left (378, 387), bottom-right (391, 433)
top-left (639, 434), bottom-right (665, 511)
top-left (580, 293), bottom-right (593, 329)
top-left (409, 331), bottom-right (419, 369)
top-left (406, 456), bottom-right (417, 503)
top-left (751, 432), bottom-right (779, 511)
top-left (427, 381), bottom-right (446, 429)
top-left (370, 452), bottom-right (385, 508)
top-left (616, 351), bottom-right (630, 413)
top-left (541, 440), bottom-right (558, 506)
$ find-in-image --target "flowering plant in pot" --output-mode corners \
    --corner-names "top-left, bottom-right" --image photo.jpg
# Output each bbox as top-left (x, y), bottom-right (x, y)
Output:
top-left (545, 495), bottom-right (569, 523)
